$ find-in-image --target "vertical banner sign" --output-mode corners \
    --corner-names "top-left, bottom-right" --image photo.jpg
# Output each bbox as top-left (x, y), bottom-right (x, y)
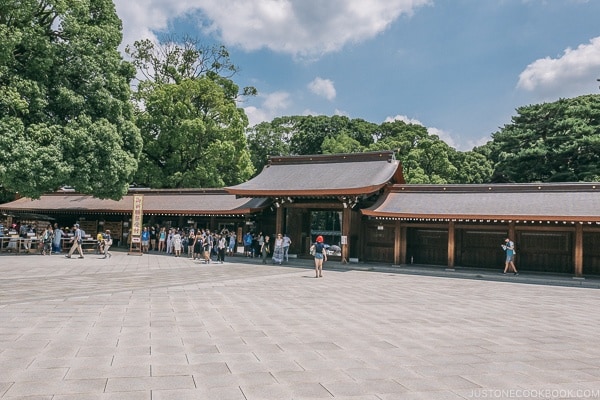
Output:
top-left (129, 194), bottom-right (144, 255)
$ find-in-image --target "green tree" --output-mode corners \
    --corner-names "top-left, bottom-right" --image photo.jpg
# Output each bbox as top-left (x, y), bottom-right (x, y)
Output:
top-left (369, 120), bottom-right (459, 183)
top-left (488, 94), bottom-right (600, 182)
top-left (246, 118), bottom-right (293, 173)
top-left (449, 150), bottom-right (493, 183)
top-left (0, 0), bottom-right (142, 200)
top-left (289, 115), bottom-right (376, 155)
top-left (322, 132), bottom-right (365, 154)
top-left (127, 38), bottom-right (255, 187)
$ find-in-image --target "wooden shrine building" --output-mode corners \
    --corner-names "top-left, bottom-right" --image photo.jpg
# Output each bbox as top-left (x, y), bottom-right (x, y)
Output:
top-left (225, 151), bottom-right (404, 262)
top-left (361, 183), bottom-right (600, 276)
top-left (2, 150), bottom-right (600, 276)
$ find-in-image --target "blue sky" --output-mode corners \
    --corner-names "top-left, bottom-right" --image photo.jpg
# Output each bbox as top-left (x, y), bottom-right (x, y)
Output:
top-left (114, 0), bottom-right (600, 150)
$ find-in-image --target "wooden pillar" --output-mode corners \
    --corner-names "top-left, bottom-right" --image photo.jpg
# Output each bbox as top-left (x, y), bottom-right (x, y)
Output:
top-left (341, 207), bottom-right (351, 263)
top-left (447, 220), bottom-right (455, 269)
top-left (574, 223), bottom-right (583, 277)
top-left (508, 221), bottom-right (516, 240)
top-left (275, 206), bottom-right (283, 236)
top-left (394, 220), bottom-right (401, 265)
top-left (399, 226), bottom-right (407, 265)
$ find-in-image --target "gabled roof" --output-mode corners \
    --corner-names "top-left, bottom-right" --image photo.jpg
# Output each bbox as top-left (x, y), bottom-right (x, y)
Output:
top-left (0, 189), bottom-right (269, 216)
top-left (361, 183), bottom-right (600, 222)
top-left (226, 151), bottom-right (404, 197)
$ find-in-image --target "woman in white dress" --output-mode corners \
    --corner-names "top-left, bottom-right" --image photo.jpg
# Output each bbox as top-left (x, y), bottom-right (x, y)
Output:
top-left (173, 229), bottom-right (182, 257)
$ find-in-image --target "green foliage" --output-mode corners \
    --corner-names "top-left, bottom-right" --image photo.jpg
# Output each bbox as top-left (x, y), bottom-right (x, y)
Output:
top-left (322, 132), bottom-right (365, 154)
top-left (369, 120), bottom-right (464, 183)
top-left (290, 115), bottom-right (376, 155)
top-left (0, 0), bottom-right (141, 199)
top-left (246, 119), bottom-right (292, 173)
top-left (488, 94), bottom-right (600, 182)
top-left (246, 115), bottom-right (493, 184)
top-left (129, 39), bottom-right (255, 188)
top-left (246, 115), bottom-right (376, 172)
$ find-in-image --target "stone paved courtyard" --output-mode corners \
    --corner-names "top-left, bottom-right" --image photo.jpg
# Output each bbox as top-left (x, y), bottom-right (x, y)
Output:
top-left (1, 252), bottom-right (600, 399)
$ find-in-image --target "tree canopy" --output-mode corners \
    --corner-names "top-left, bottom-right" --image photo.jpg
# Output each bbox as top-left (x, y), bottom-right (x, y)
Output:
top-left (246, 116), bottom-right (493, 184)
top-left (483, 94), bottom-right (600, 182)
top-left (0, 0), bottom-right (142, 199)
top-left (127, 38), bottom-right (255, 188)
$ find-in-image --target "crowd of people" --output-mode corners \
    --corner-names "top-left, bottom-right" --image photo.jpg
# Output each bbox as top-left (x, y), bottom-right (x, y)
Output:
top-left (1, 221), bottom-right (297, 266)
top-left (135, 226), bottom-right (293, 265)
top-left (137, 226), bottom-right (237, 264)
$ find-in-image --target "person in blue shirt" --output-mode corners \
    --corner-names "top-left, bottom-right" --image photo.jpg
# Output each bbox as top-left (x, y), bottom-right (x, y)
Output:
top-left (141, 227), bottom-right (150, 253)
top-left (502, 237), bottom-right (519, 276)
top-left (243, 232), bottom-right (253, 257)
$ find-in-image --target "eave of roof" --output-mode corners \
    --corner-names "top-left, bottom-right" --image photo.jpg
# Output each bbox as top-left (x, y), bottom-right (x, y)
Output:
top-left (361, 183), bottom-right (600, 222)
top-left (226, 151), bottom-right (403, 197)
top-left (0, 189), bottom-right (269, 216)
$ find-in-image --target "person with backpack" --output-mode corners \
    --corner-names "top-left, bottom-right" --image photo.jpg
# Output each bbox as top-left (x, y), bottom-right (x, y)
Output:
top-left (311, 235), bottom-right (327, 278)
top-left (41, 224), bottom-right (54, 255)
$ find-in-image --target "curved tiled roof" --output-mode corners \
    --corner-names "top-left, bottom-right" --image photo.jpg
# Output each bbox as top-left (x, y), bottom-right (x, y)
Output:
top-left (226, 151), bottom-right (403, 197)
top-left (362, 183), bottom-right (600, 222)
top-left (0, 189), bottom-right (268, 216)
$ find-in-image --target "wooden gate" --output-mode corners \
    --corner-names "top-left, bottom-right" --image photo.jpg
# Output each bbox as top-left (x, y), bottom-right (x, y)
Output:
top-left (363, 223), bottom-right (395, 263)
top-left (516, 231), bottom-right (573, 273)
top-left (406, 228), bottom-right (448, 266)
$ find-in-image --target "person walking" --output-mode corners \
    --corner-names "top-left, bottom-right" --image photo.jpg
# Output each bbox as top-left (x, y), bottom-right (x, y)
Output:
top-left (260, 235), bottom-right (270, 264)
top-left (311, 235), bottom-right (327, 278)
top-left (41, 224), bottom-right (54, 255)
top-left (502, 237), bottom-right (519, 276)
top-left (272, 233), bottom-right (284, 264)
top-left (52, 223), bottom-right (64, 254)
top-left (65, 223), bottom-right (85, 259)
top-left (103, 229), bottom-right (113, 258)
top-left (282, 233), bottom-right (291, 262)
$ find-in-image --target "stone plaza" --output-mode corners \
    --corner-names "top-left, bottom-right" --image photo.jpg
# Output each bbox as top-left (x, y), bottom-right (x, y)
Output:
top-left (1, 252), bottom-right (600, 399)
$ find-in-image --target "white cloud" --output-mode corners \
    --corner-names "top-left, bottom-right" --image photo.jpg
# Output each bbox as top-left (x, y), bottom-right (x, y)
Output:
top-left (517, 36), bottom-right (600, 98)
top-left (114, 0), bottom-right (432, 58)
top-left (244, 91), bottom-right (292, 126)
top-left (308, 77), bottom-right (336, 101)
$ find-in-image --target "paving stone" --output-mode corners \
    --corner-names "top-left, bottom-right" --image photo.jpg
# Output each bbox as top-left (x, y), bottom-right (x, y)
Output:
top-left (1, 252), bottom-right (600, 399)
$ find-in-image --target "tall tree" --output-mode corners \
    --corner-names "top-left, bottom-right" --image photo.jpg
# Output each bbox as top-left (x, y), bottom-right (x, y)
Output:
top-left (0, 0), bottom-right (142, 200)
top-left (369, 120), bottom-right (459, 183)
top-left (487, 94), bottom-right (600, 182)
top-left (127, 38), bottom-right (255, 188)
top-left (246, 118), bottom-right (293, 173)
top-left (289, 115), bottom-right (376, 155)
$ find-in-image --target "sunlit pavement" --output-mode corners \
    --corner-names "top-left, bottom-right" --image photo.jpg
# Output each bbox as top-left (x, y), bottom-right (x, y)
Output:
top-left (1, 251), bottom-right (600, 399)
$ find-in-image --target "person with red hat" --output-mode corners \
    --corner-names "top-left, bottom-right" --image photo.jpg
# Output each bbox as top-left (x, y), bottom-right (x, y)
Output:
top-left (311, 235), bottom-right (327, 278)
